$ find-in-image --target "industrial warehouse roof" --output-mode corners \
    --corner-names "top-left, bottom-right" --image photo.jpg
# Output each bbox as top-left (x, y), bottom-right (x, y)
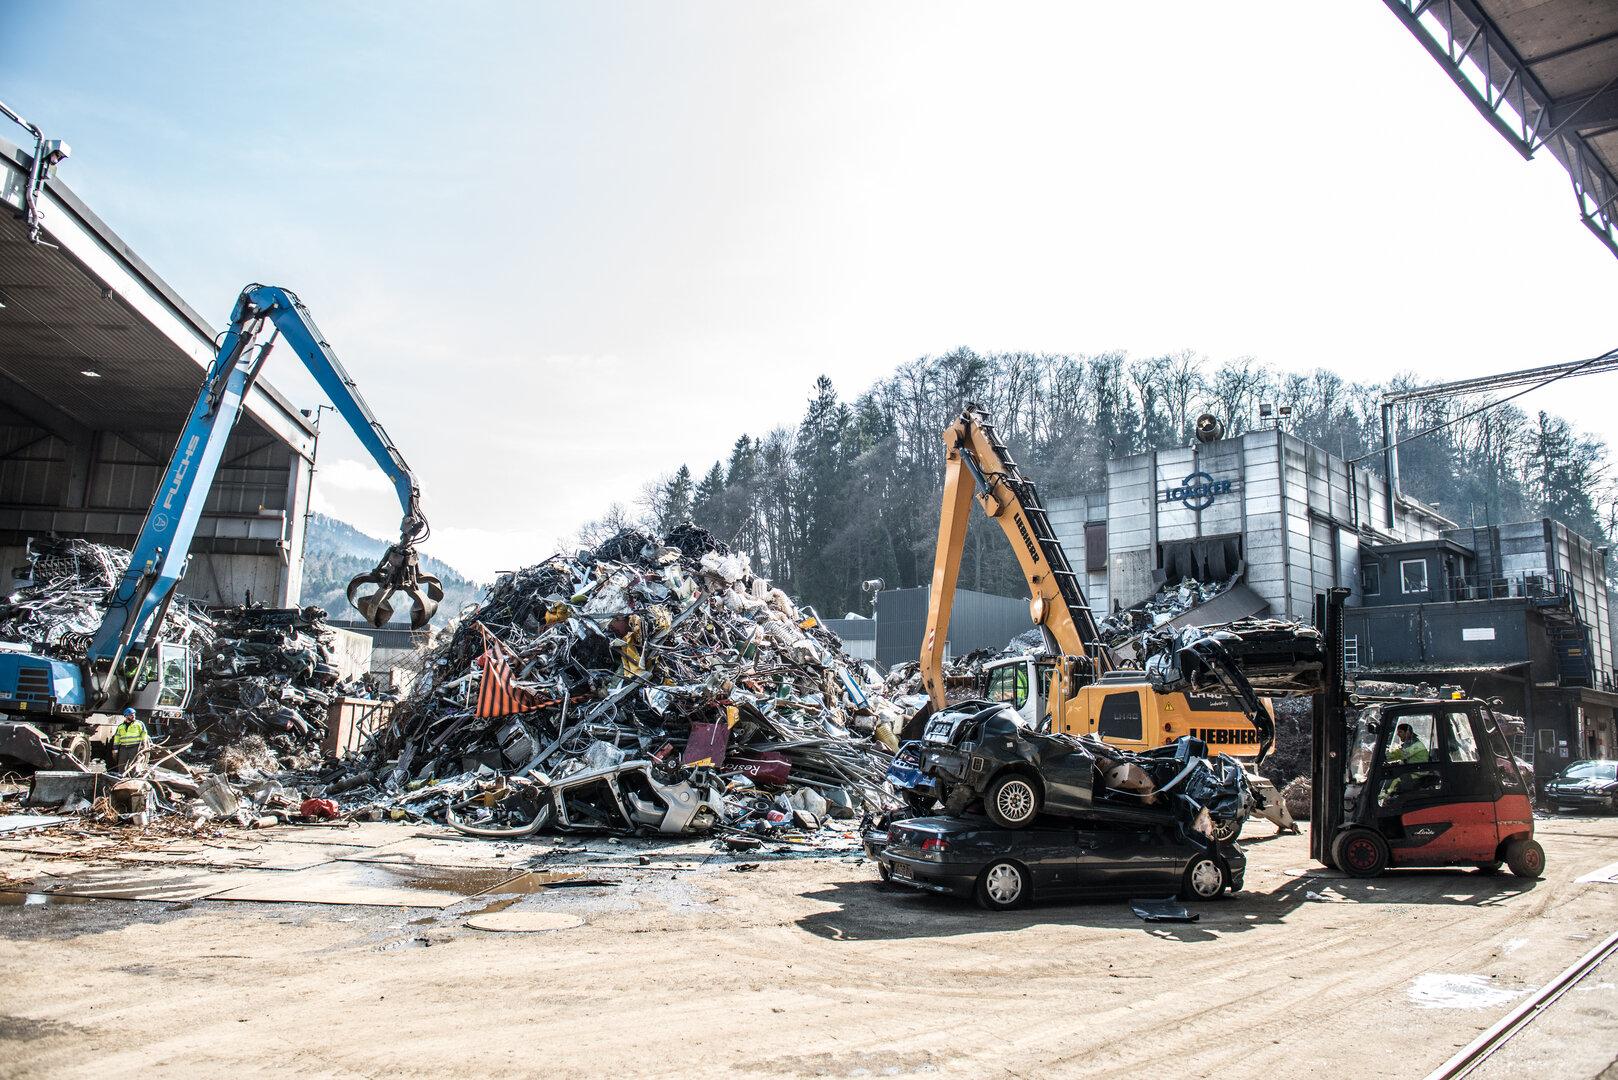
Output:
top-left (1384, 0), bottom-right (1618, 259)
top-left (0, 135), bottom-right (314, 449)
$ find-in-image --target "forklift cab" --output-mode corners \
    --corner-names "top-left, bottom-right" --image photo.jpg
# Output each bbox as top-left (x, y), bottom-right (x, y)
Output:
top-left (1335, 697), bottom-right (1540, 878)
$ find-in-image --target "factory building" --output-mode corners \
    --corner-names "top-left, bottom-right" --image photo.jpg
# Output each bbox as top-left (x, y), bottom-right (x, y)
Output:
top-left (1048, 426), bottom-right (1453, 625)
top-left (1043, 424), bottom-right (1615, 784)
top-left (0, 134), bottom-right (314, 606)
top-left (1345, 520), bottom-right (1616, 784)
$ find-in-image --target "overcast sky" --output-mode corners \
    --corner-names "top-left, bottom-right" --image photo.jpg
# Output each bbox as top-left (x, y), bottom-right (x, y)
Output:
top-left (6, 1), bottom-right (1616, 581)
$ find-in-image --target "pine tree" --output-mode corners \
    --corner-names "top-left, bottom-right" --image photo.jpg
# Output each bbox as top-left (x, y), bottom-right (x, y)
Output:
top-left (656, 465), bottom-right (693, 534)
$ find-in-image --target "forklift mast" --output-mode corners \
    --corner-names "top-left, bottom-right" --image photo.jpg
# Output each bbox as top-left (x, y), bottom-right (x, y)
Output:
top-left (1310, 587), bottom-right (1351, 866)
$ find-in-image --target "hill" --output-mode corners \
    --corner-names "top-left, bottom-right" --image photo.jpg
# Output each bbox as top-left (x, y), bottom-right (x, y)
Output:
top-left (301, 513), bottom-right (481, 627)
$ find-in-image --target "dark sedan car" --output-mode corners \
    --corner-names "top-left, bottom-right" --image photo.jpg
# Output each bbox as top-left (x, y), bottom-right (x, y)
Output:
top-left (1546, 759), bottom-right (1618, 812)
top-left (868, 813), bottom-right (1244, 911)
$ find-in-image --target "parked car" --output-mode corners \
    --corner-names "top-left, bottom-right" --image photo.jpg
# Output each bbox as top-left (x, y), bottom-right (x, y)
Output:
top-left (1545, 759), bottom-right (1618, 813)
top-left (866, 811), bottom-right (1244, 911)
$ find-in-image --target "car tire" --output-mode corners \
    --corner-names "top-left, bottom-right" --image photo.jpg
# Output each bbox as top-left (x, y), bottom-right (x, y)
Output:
top-left (984, 774), bottom-right (1040, 829)
top-left (1332, 828), bottom-right (1390, 878)
top-left (975, 858), bottom-right (1029, 911)
top-left (1179, 852), bottom-right (1228, 901)
top-left (1504, 837), bottom-right (1545, 879)
top-left (1474, 860), bottom-right (1503, 875)
top-left (1210, 815), bottom-right (1245, 844)
top-left (877, 861), bottom-right (894, 885)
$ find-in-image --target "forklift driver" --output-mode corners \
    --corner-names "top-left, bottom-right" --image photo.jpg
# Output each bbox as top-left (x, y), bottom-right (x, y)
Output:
top-left (1386, 722), bottom-right (1430, 765)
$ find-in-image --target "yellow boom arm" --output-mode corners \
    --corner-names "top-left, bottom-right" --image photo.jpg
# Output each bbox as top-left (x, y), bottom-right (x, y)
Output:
top-left (920, 405), bottom-right (1110, 708)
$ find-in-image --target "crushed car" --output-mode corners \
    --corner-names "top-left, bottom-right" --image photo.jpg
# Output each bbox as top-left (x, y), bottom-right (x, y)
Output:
top-left (889, 699), bottom-right (1252, 836)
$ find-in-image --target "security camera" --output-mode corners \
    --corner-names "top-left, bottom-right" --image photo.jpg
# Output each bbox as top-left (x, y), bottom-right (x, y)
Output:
top-left (42, 139), bottom-right (70, 170)
top-left (861, 578), bottom-right (885, 593)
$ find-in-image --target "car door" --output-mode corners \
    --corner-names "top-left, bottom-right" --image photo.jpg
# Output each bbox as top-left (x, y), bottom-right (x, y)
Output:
top-left (1076, 821), bottom-right (1178, 896)
top-left (1396, 706), bottom-right (1502, 861)
top-left (1037, 825), bottom-right (1106, 897)
top-left (1372, 709), bottom-right (1450, 858)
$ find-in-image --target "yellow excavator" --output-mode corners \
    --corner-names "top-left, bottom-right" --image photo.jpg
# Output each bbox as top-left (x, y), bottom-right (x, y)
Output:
top-left (918, 404), bottom-right (1298, 837)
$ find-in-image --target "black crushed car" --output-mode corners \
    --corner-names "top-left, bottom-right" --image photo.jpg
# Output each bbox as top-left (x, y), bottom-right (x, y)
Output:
top-left (892, 699), bottom-right (1249, 833)
top-left (1545, 759), bottom-right (1618, 812)
top-left (870, 811), bottom-right (1245, 911)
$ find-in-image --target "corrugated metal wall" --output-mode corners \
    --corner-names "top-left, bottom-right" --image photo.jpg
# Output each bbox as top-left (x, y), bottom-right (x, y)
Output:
top-left (1091, 429), bottom-right (1447, 622)
top-left (0, 418), bottom-right (310, 607)
top-left (873, 586), bottom-right (1030, 670)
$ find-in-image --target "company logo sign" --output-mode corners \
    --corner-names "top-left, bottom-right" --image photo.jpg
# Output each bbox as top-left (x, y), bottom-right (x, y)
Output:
top-left (1160, 470), bottom-right (1235, 511)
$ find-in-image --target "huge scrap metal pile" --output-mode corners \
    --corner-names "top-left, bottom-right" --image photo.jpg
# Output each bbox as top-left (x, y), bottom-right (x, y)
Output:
top-left (320, 526), bottom-right (900, 839)
top-left (1, 538), bottom-right (362, 778)
top-left (0, 537), bottom-right (213, 656)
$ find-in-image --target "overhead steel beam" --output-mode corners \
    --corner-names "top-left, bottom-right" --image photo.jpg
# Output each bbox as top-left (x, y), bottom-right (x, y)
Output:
top-left (1382, 0), bottom-right (1618, 260)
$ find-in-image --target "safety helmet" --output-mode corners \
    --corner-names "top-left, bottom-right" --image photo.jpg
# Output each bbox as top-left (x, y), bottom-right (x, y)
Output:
top-left (122, 707), bottom-right (137, 718)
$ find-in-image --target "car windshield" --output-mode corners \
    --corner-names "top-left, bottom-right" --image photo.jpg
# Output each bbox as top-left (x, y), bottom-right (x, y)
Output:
top-left (1563, 761), bottom-right (1617, 780)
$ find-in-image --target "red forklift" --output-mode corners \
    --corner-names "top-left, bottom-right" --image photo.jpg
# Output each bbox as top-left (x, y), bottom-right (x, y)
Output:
top-left (1310, 589), bottom-right (1544, 879)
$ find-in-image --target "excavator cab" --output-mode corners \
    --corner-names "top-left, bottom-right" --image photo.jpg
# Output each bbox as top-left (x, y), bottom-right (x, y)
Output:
top-left (1331, 697), bottom-right (1542, 879)
top-left (983, 656), bottom-right (1056, 726)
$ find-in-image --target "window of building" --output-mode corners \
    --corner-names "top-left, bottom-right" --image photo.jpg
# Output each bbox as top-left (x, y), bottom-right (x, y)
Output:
top-left (1098, 692), bottom-right (1143, 741)
top-left (1400, 558), bottom-right (1429, 595)
top-left (1360, 562), bottom-right (1381, 597)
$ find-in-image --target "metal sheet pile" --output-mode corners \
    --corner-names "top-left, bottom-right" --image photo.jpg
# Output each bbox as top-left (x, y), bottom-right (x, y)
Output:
top-left (1096, 575), bottom-right (1236, 644)
top-left (0, 537), bottom-right (213, 656)
top-left (183, 604), bottom-right (348, 752)
top-left (325, 526), bottom-right (898, 838)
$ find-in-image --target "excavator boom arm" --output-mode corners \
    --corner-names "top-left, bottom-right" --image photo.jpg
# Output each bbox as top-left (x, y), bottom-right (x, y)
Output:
top-left (87, 284), bottom-right (441, 695)
top-left (921, 406), bottom-right (1108, 708)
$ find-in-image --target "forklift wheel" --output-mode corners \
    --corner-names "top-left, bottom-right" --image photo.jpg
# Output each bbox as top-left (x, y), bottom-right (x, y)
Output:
top-left (1473, 860), bottom-right (1503, 875)
top-left (1504, 838), bottom-right (1545, 879)
top-left (1332, 828), bottom-right (1389, 878)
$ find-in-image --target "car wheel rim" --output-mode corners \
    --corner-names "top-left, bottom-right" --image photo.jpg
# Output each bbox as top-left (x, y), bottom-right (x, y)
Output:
top-left (996, 781), bottom-right (1035, 822)
top-left (986, 863), bottom-right (1022, 904)
top-left (1190, 859), bottom-right (1222, 897)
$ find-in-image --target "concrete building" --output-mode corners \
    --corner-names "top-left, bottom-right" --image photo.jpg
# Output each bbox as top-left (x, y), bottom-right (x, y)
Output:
top-left (1046, 424), bottom-right (1616, 785)
top-left (0, 133), bottom-right (314, 607)
top-left (1048, 427), bottom-right (1453, 624)
top-left (819, 614), bottom-right (874, 662)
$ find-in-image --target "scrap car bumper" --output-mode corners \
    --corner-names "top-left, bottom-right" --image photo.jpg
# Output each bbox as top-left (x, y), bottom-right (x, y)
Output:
top-left (879, 853), bottom-right (976, 898)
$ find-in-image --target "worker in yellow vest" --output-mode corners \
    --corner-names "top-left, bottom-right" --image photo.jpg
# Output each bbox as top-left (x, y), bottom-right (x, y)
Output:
top-left (112, 707), bottom-right (149, 771)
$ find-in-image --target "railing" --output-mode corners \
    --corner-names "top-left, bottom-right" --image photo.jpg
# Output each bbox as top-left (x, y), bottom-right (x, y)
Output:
top-left (1446, 568), bottom-right (1572, 604)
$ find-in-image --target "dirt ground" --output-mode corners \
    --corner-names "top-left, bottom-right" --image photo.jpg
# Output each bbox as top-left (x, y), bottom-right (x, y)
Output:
top-left (1, 812), bottom-right (1615, 1079)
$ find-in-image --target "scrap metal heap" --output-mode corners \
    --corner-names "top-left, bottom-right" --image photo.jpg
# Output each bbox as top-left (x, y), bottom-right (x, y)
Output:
top-left (0, 537), bottom-right (213, 656)
top-left (182, 604), bottom-right (350, 760)
top-left (325, 526), bottom-right (899, 838)
top-left (1096, 575), bottom-right (1237, 645)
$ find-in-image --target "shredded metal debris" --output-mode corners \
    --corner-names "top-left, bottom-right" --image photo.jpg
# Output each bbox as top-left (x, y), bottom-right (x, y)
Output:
top-left (313, 526), bottom-right (899, 839)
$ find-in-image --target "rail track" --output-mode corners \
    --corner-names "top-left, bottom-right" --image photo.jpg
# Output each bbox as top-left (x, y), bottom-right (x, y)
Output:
top-left (1425, 927), bottom-right (1618, 1079)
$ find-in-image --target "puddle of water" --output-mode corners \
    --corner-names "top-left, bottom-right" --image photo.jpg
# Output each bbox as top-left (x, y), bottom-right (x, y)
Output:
top-left (0, 891), bottom-right (98, 907)
top-left (1408, 973), bottom-right (1527, 1010)
top-left (459, 870), bottom-right (615, 919)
